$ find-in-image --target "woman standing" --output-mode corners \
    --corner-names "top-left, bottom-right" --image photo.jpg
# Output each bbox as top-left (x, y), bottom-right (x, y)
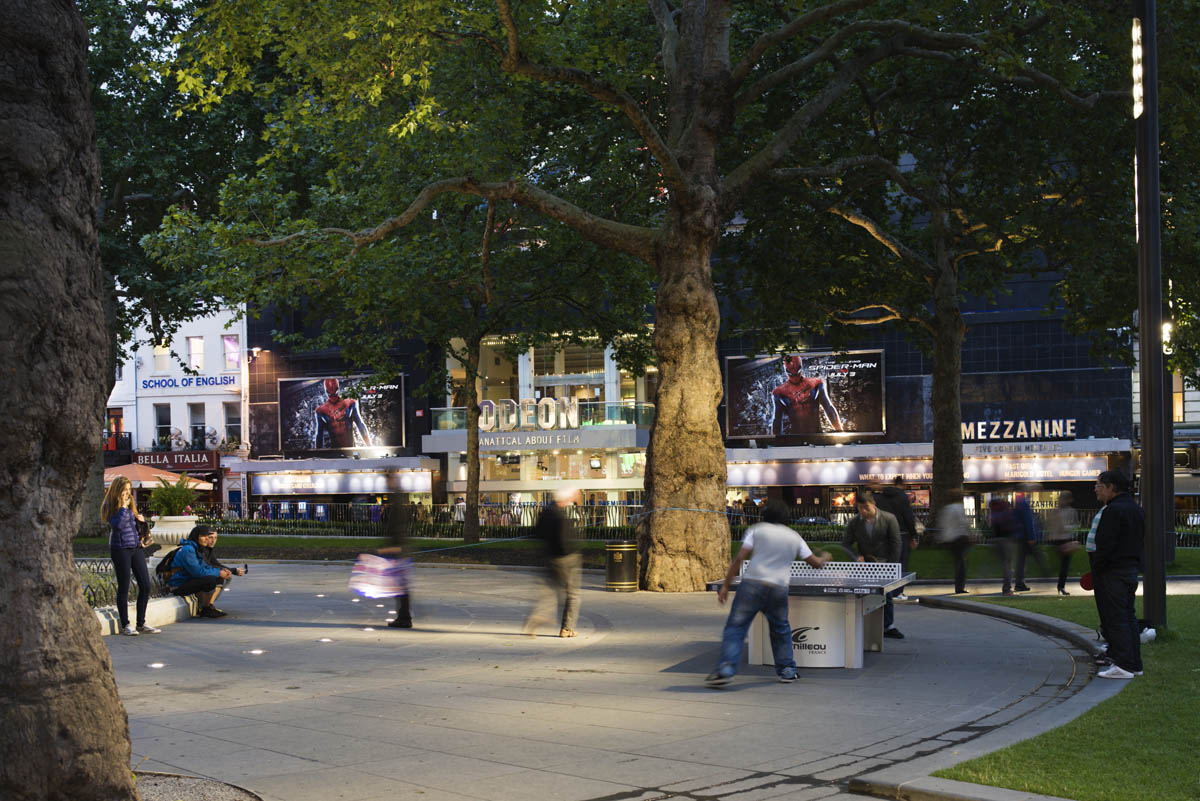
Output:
top-left (1046, 491), bottom-right (1080, 595)
top-left (100, 476), bottom-right (160, 635)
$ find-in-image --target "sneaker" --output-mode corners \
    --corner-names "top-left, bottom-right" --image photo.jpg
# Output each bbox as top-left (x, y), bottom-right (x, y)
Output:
top-left (1140, 627), bottom-right (1157, 644)
top-left (387, 618), bottom-right (413, 629)
top-left (120, 625), bottom-right (139, 636)
top-left (209, 607), bottom-right (228, 618)
top-left (136, 624), bottom-right (161, 634)
top-left (197, 606), bottom-right (222, 618)
top-left (705, 670), bottom-right (734, 687)
top-left (1002, 589), bottom-right (1015, 597)
top-left (954, 589), bottom-right (969, 594)
top-left (894, 593), bottom-right (909, 601)
top-left (1094, 655), bottom-right (1114, 667)
top-left (1015, 584), bottom-right (1032, 592)
top-left (1097, 665), bottom-right (1135, 679)
top-left (778, 668), bottom-right (798, 683)
top-left (884, 627), bottom-right (905, 639)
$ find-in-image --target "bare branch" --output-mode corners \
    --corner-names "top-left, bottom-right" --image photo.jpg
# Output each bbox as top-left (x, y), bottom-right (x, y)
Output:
top-left (723, 39), bottom-right (898, 209)
top-left (823, 201), bottom-right (935, 275)
top-left (245, 176), bottom-right (658, 264)
top-left (773, 155), bottom-right (935, 206)
top-left (493, 0), bottom-right (686, 192)
top-left (730, 0), bottom-right (874, 88)
top-left (479, 201), bottom-right (496, 306)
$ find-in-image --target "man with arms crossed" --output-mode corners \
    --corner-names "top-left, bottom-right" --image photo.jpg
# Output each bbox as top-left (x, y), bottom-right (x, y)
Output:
top-left (1088, 471), bottom-right (1145, 679)
top-left (707, 500), bottom-right (830, 687)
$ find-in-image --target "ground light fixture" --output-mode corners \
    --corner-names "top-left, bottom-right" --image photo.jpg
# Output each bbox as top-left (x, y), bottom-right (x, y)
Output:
top-left (147, 663), bottom-right (166, 669)
top-left (242, 649), bottom-right (267, 655)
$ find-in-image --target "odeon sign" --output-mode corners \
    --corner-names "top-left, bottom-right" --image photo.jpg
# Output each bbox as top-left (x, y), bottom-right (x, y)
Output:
top-left (478, 398), bottom-right (579, 431)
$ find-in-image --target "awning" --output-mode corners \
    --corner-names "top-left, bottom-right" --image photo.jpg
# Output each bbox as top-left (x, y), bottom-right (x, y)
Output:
top-left (103, 463), bottom-right (214, 491)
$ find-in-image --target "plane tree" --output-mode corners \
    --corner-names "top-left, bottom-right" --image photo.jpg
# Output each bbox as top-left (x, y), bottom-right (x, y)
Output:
top-left (162, 0), bottom-right (1129, 589)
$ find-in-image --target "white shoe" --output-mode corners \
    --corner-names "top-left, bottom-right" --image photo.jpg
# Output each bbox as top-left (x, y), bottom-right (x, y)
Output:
top-left (1140, 628), bottom-right (1156, 643)
top-left (1097, 665), bottom-right (1135, 679)
top-left (895, 593), bottom-right (909, 601)
top-left (120, 625), bottom-right (139, 636)
top-left (137, 624), bottom-right (162, 634)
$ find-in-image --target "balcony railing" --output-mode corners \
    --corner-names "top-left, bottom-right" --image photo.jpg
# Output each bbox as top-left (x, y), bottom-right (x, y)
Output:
top-left (432, 401), bottom-right (654, 431)
top-left (102, 431), bottom-right (132, 452)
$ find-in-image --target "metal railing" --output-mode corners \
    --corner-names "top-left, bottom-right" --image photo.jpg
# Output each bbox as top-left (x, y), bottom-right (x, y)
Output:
top-left (75, 558), bottom-right (173, 608)
top-left (185, 500), bottom-right (1200, 546)
top-left (431, 401), bottom-right (655, 431)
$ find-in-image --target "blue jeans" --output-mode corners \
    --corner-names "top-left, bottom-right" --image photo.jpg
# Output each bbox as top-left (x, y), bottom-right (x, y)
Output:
top-left (716, 579), bottom-right (795, 677)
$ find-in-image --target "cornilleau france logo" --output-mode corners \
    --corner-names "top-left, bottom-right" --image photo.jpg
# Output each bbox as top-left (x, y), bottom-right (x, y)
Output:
top-left (792, 626), bottom-right (827, 652)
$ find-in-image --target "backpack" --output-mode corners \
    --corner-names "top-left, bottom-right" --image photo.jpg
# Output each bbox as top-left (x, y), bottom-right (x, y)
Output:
top-left (155, 547), bottom-right (179, 577)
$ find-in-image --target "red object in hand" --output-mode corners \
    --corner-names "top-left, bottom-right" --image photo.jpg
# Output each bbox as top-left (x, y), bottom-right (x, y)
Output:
top-left (1080, 572), bottom-right (1094, 591)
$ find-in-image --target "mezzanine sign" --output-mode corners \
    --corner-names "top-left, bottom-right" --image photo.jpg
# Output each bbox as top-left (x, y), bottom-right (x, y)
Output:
top-left (479, 398), bottom-right (579, 432)
top-left (961, 418), bottom-right (1076, 441)
top-left (135, 450), bottom-right (219, 471)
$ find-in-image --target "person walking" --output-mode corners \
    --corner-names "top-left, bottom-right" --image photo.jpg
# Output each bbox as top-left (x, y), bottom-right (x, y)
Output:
top-left (873, 476), bottom-right (919, 600)
top-left (1012, 484), bottom-right (1044, 591)
top-left (841, 488), bottom-right (905, 638)
top-left (989, 498), bottom-right (1021, 596)
top-left (935, 489), bottom-right (971, 594)
top-left (1087, 471), bottom-right (1145, 679)
top-left (380, 497), bottom-right (414, 628)
top-left (707, 500), bottom-right (830, 686)
top-left (523, 488), bottom-right (583, 638)
top-left (1046, 491), bottom-right (1080, 595)
top-left (100, 476), bottom-right (160, 636)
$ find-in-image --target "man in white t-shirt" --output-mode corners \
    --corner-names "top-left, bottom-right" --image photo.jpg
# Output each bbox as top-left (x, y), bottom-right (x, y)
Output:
top-left (707, 500), bottom-right (830, 686)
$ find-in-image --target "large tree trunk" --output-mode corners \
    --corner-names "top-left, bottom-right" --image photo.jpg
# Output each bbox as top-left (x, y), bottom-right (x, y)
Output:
top-left (0, 1), bottom-right (141, 798)
top-left (639, 211), bottom-right (729, 591)
top-left (461, 337), bottom-right (482, 544)
top-left (929, 247), bottom-right (966, 517)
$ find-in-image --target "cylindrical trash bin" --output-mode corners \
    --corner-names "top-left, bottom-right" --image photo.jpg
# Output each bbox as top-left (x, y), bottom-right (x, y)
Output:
top-left (605, 540), bottom-right (638, 592)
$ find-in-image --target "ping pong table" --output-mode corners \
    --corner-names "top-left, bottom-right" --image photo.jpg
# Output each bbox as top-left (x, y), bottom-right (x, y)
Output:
top-left (713, 561), bottom-right (915, 669)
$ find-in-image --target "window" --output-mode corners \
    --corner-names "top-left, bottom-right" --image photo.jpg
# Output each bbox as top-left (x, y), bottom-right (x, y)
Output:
top-left (187, 336), bottom-right (204, 371)
top-left (115, 362), bottom-right (123, 382)
top-left (189, 403), bottom-right (206, 448)
top-left (223, 334), bottom-right (241, 370)
top-left (1173, 373), bottom-right (1185, 423)
top-left (224, 402), bottom-right (242, 444)
top-left (153, 344), bottom-right (170, 373)
top-left (154, 404), bottom-right (171, 446)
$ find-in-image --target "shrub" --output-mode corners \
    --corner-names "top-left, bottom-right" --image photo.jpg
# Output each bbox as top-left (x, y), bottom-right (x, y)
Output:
top-left (148, 474), bottom-right (197, 516)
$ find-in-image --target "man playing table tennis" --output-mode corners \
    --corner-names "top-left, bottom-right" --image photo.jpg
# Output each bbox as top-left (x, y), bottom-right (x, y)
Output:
top-left (707, 500), bottom-right (831, 687)
top-left (841, 488), bottom-right (905, 639)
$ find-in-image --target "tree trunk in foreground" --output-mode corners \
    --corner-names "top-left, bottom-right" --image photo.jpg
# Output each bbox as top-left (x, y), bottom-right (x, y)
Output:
top-left (0, 1), bottom-right (140, 798)
top-left (639, 217), bottom-right (730, 592)
top-left (929, 248), bottom-right (966, 518)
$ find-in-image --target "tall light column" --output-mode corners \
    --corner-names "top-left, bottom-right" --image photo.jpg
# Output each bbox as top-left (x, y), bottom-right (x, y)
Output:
top-left (1133, 0), bottom-right (1167, 627)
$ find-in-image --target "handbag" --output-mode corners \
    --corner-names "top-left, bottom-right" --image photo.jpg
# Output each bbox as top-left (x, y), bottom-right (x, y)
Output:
top-left (135, 517), bottom-right (152, 544)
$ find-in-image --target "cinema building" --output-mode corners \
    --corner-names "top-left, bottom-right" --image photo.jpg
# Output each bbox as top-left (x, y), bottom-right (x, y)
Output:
top-left (421, 339), bottom-right (656, 512)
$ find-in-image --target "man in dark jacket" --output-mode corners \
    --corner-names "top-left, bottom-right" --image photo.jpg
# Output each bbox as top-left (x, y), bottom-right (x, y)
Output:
top-left (168, 526), bottom-right (232, 618)
top-left (873, 477), bottom-right (918, 597)
top-left (523, 488), bottom-right (581, 638)
top-left (841, 488), bottom-right (904, 638)
top-left (1087, 471), bottom-right (1145, 679)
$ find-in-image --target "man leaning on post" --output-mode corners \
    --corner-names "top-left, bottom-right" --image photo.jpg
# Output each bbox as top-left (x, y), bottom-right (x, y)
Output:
top-left (1088, 470), bottom-right (1145, 679)
top-left (706, 500), bottom-right (830, 687)
top-left (841, 488), bottom-right (905, 639)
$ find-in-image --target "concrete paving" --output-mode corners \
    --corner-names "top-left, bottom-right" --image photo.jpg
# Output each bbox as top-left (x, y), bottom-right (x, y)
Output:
top-left (105, 563), bottom-right (1136, 801)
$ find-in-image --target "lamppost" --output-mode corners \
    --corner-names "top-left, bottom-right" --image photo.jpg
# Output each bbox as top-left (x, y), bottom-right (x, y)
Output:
top-left (1133, 0), bottom-right (1167, 627)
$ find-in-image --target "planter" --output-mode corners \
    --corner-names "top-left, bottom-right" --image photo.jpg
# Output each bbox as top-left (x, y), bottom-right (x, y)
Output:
top-left (151, 515), bottom-right (199, 545)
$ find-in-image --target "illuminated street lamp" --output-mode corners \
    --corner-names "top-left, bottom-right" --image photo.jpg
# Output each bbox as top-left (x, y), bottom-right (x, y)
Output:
top-left (1133, 0), bottom-right (1167, 627)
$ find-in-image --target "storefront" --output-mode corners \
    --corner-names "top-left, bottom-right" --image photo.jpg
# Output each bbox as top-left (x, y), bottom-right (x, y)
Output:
top-left (133, 449), bottom-right (223, 506)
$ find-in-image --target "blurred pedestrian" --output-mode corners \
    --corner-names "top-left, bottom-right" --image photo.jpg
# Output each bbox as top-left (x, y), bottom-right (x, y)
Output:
top-left (101, 476), bottom-right (159, 635)
top-left (707, 500), bottom-right (830, 687)
top-left (935, 489), bottom-right (971, 594)
top-left (1046, 491), bottom-right (1080, 595)
top-left (873, 476), bottom-right (919, 600)
top-left (841, 488), bottom-right (904, 638)
top-left (380, 497), bottom-right (414, 628)
top-left (1012, 484), bottom-right (1045, 590)
top-left (523, 488), bottom-right (582, 638)
top-left (989, 498), bottom-right (1021, 596)
top-left (1088, 471), bottom-right (1145, 679)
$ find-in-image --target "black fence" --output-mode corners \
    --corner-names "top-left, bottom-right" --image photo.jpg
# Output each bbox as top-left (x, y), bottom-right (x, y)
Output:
top-left (75, 558), bottom-right (173, 609)
top-left (187, 501), bottom-right (1200, 546)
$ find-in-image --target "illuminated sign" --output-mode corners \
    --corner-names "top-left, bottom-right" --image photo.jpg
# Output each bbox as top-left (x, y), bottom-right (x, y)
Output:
top-left (962, 419), bottom-right (1077, 441)
top-left (478, 398), bottom-right (579, 431)
top-left (727, 455), bottom-right (1110, 487)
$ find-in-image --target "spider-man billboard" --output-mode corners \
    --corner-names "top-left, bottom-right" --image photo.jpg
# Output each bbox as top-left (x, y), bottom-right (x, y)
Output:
top-left (725, 351), bottom-right (885, 439)
top-left (278, 376), bottom-right (406, 453)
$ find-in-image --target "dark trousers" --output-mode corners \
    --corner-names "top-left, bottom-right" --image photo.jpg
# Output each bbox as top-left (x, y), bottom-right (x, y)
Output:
top-left (170, 575), bottom-right (221, 599)
top-left (394, 593), bottom-right (412, 625)
top-left (110, 546), bottom-right (152, 628)
top-left (1049, 543), bottom-right (1072, 590)
top-left (947, 538), bottom-right (970, 592)
top-left (1093, 568), bottom-right (1142, 673)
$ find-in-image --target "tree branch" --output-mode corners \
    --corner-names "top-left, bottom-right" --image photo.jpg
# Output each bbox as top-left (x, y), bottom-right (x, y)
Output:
top-left (493, 0), bottom-right (686, 193)
top-left (773, 155), bottom-right (935, 206)
top-left (730, 0), bottom-right (874, 89)
top-left (823, 201), bottom-right (935, 275)
top-left (649, 0), bottom-right (680, 86)
top-left (244, 176), bottom-right (658, 264)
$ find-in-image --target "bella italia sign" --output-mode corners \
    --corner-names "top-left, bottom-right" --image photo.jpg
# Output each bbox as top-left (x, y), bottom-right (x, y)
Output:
top-left (478, 398), bottom-right (579, 432)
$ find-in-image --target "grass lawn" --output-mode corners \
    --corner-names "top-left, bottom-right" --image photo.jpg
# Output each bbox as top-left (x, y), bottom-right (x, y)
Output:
top-left (934, 595), bottom-right (1200, 801)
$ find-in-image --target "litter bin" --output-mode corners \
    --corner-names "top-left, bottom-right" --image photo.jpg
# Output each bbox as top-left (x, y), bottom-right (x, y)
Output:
top-left (605, 540), bottom-right (638, 592)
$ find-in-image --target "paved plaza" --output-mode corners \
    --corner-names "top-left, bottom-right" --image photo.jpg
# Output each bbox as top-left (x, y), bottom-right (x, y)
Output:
top-left (107, 563), bottom-right (1129, 801)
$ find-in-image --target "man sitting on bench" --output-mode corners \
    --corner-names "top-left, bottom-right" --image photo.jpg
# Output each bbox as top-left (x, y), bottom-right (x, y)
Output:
top-left (166, 526), bottom-right (232, 618)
